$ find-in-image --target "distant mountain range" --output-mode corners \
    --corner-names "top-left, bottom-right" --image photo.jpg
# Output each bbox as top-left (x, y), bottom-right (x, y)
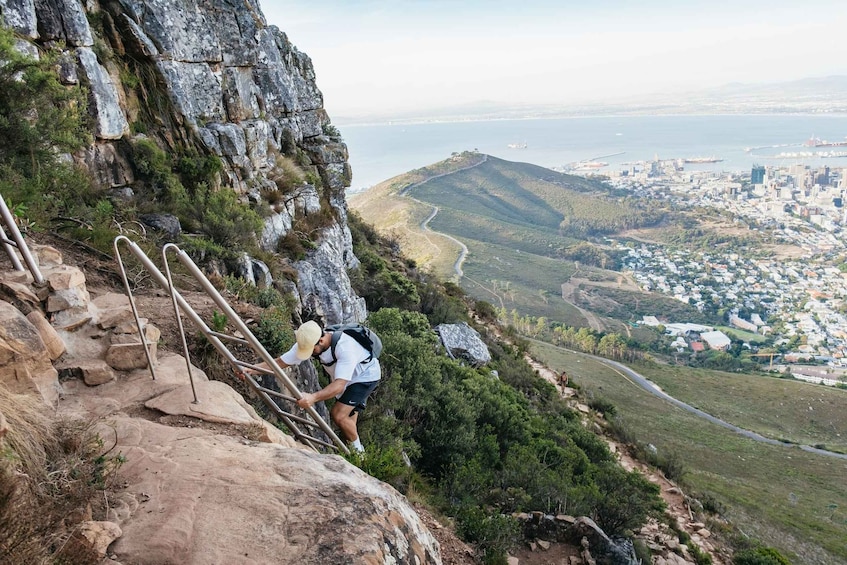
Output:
top-left (336, 75), bottom-right (847, 125)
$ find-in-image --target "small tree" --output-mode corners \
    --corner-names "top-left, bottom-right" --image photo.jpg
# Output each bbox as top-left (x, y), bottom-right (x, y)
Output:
top-left (0, 28), bottom-right (89, 176)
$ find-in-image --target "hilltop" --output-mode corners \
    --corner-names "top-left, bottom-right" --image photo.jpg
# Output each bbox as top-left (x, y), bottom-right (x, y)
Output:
top-left (350, 152), bottom-right (692, 334)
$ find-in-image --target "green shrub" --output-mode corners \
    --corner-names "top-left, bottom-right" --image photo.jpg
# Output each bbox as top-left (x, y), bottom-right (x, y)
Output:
top-left (183, 184), bottom-right (262, 248)
top-left (130, 120), bottom-right (147, 134)
top-left (373, 271), bottom-right (421, 309)
top-left (455, 506), bottom-right (520, 565)
top-left (321, 123), bottom-right (342, 140)
top-left (131, 137), bottom-right (172, 180)
top-left (0, 27), bottom-right (89, 176)
top-left (733, 546), bottom-right (791, 565)
top-left (210, 311), bottom-right (228, 333)
top-left (0, 27), bottom-right (103, 238)
top-left (178, 237), bottom-right (231, 267)
top-left (120, 68), bottom-right (141, 90)
top-left (177, 151), bottom-right (222, 191)
top-left (349, 442), bottom-right (413, 490)
top-left (688, 541), bottom-right (713, 565)
top-left (657, 450), bottom-right (687, 482)
top-left (588, 461), bottom-right (666, 536)
top-left (252, 307), bottom-right (294, 357)
top-left (474, 300), bottom-right (498, 323)
top-left (698, 492), bottom-right (726, 515)
top-left (254, 287), bottom-right (287, 309)
top-left (588, 397), bottom-right (617, 416)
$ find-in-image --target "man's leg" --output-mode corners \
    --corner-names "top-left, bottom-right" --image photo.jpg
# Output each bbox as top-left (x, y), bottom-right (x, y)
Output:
top-left (332, 381), bottom-right (379, 451)
top-left (331, 401), bottom-right (359, 442)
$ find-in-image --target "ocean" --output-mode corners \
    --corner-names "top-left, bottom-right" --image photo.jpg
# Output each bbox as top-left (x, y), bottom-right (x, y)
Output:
top-left (339, 114), bottom-right (847, 192)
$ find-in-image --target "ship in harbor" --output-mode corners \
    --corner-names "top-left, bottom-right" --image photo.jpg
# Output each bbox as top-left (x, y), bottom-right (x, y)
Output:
top-left (683, 156), bottom-right (723, 163)
top-left (804, 135), bottom-right (847, 148)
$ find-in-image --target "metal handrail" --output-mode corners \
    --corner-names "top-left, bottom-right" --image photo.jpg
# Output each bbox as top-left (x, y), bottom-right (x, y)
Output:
top-left (162, 243), bottom-right (199, 404)
top-left (0, 195), bottom-right (45, 284)
top-left (112, 235), bottom-right (349, 454)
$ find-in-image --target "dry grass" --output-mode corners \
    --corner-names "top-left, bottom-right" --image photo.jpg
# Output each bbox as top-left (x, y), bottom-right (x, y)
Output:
top-left (0, 385), bottom-right (120, 565)
top-left (267, 154), bottom-right (306, 200)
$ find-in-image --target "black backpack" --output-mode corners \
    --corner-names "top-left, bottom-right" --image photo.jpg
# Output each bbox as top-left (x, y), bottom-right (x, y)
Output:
top-left (321, 323), bottom-right (383, 367)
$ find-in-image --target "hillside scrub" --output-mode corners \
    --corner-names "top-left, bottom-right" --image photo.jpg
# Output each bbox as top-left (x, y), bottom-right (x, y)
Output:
top-left (343, 217), bottom-right (667, 559)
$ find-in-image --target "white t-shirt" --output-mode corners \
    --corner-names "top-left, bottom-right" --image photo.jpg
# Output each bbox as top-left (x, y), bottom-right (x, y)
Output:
top-left (280, 332), bottom-right (380, 397)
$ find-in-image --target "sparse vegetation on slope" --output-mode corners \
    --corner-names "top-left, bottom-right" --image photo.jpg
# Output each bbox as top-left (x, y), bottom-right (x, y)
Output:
top-left (531, 341), bottom-right (846, 564)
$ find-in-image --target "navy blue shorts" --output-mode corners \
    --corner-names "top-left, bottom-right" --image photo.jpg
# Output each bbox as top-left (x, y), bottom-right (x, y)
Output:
top-left (337, 380), bottom-right (379, 414)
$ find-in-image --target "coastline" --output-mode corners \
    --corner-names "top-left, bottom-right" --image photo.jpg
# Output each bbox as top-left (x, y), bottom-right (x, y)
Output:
top-left (341, 114), bottom-right (847, 190)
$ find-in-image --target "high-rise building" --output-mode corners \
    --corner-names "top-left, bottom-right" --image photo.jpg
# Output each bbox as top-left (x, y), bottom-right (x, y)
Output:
top-left (751, 165), bottom-right (766, 184)
top-left (816, 166), bottom-right (831, 186)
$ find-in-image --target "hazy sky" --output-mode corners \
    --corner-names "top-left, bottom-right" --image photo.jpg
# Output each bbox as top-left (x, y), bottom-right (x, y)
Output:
top-left (260, 1), bottom-right (847, 119)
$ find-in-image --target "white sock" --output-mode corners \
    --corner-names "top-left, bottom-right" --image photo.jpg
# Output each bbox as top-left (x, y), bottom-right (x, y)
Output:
top-left (351, 438), bottom-right (364, 452)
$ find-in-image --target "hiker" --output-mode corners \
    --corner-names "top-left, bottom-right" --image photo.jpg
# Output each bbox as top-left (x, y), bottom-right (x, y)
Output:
top-left (558, 370), bottom-right (568, 388)
top-left (246, 320), bottom-right (380, 453)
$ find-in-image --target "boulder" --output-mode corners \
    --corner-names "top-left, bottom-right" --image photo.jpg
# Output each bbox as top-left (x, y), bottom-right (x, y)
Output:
top-left (105, 342), bottom-right (156, 371)
top-left (0, 300), bottom-right (59, 403)
top-left (107, 417), bottom-right (442, 565)
top-left (138, 214), bottom-right (181, 240)
top-left (76, 359), bottom-right (117, 386)
top-left (25, 311), bottom-right (66, 359)
top-left (61, 520), bottom-right (122, 560)
top-left (44, 264), bottom-right (87, 291)
top-left (435, 322), bottom-right (491, 367)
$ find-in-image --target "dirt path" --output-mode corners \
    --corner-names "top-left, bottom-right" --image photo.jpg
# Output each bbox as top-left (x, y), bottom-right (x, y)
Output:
top-left (417, 203), bottom-right (469, 279)
top-left (560, 278), bottom-right (604, 332)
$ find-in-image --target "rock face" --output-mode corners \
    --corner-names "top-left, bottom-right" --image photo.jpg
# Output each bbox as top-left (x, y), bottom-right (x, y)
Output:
top-left (0, 2), bottom-right (445, 562)
top-left (0, 0), bottom-right (360, 325)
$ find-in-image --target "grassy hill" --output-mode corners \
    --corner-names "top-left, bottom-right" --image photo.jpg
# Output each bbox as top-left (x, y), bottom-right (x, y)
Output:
top-left (531, 340), bottom-right (847, 564)
top-left (350, 153), bottom-right (707, 332)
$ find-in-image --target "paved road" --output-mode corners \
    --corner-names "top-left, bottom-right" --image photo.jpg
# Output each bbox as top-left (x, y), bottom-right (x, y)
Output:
top-left (578, 351), bottom-right (847, 461)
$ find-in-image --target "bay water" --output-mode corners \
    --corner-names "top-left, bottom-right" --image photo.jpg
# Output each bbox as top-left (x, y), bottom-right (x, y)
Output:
top-left (340, 114), bottom-right (847, 192)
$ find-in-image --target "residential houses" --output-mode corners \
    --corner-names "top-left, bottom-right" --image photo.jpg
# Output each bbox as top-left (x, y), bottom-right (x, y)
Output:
top-left (599, 161), bottom-right (847, 367)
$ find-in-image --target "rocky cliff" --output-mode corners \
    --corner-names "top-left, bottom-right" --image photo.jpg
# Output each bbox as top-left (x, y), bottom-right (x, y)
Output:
top-left (1, 0), bottom-right (364, 326)
top-left (0, 0), bottom-right (445, 563)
